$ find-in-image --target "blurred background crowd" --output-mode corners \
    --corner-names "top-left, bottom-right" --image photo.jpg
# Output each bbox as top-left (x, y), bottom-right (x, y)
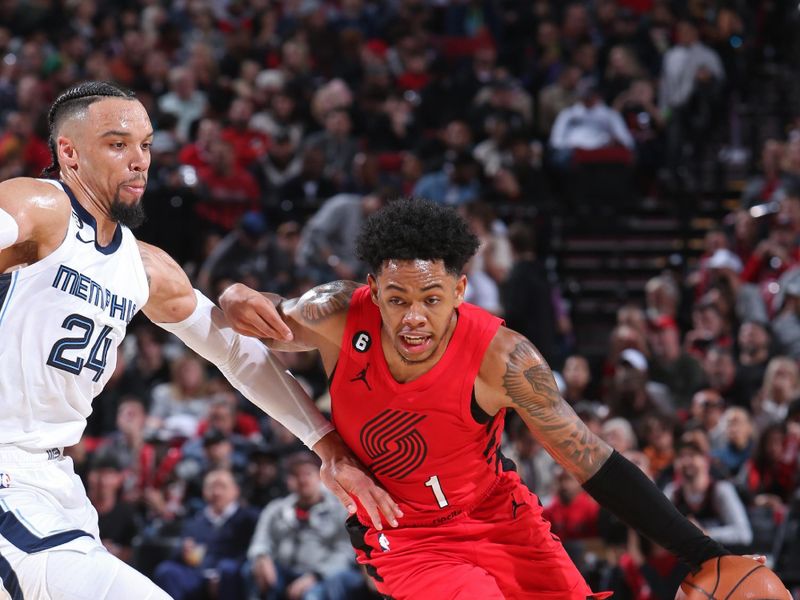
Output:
top-left (3, 0), bottom-right (800, 598)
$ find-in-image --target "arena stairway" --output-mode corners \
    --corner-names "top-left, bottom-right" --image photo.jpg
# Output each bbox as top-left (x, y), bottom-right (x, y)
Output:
top-left (551, 186), bottom-right (741, 360)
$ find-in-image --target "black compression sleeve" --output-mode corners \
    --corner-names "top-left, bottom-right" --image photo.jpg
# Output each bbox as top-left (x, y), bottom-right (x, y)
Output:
top-left (582, 450), bottom-right (730, 571)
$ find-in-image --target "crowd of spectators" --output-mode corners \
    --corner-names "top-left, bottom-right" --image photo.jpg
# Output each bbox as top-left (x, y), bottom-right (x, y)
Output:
top-left (3, 0), bottom-right (800, 598)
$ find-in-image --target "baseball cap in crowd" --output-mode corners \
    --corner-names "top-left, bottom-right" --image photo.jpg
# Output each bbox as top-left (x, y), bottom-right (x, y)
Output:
top-left (619, 348), bottom-right (648, 372)
top-left (90, 451), bottom-right (123, 471)
top-left (157, 414), bottom-right (198, 441)
top-left (707, 248), bottom-right (743, 273)
top-left (239, 211), bottom-right (267, 237)
top-left (364, 39), bottom-right (388, 58)
top-left (202, 428), bottom-right (228, 447)
top-left (255, 69), bottom-right (285, 91)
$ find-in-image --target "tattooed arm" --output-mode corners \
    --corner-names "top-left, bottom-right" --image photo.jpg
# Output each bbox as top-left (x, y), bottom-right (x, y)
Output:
top-left (219, 280), bottom-right (361, 371)
top-left (476, 328), bottom-right (612, 483)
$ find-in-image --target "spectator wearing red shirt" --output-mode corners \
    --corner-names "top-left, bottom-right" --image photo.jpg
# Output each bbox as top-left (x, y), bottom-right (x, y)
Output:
top-left (178, 117), bottom-right (221, 171)
top-left (196, 139), bottom-right (261, 231)
top-left (543, 466), bottom-right (600, 540)
top-left (0, 111), bottom-right (50, 179)
top-left (741, 215), bottom-right (800, 288)
top-left (740, 422), bottom-right (797, 511)
top-left (196, 387), bottom-right (261, 441)
top-left (221, 97), bottom-right (269, 168)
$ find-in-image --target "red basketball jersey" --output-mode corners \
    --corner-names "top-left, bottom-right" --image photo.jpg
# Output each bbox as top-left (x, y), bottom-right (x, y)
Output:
top-left (330, 286), bottom-right (505, 526)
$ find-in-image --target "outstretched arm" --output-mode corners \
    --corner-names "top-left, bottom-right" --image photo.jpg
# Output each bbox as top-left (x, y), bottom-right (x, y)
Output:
top-left (139, 244), bottom-right (400, 529)
top-left (479, 328), bottom-right (728, 571)
top-left (219, 280), bottom-right (361, 371)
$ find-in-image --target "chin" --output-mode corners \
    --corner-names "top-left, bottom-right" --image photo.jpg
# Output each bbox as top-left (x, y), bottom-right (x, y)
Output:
top-left (397, 346), bottom-right (437, 364)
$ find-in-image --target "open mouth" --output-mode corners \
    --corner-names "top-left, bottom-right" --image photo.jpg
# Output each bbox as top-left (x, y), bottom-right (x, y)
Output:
top-left (398, 333), bottom-right (432, 354)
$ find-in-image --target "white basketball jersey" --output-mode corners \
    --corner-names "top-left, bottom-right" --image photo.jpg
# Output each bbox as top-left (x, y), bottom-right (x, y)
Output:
top-left (0, 180), bottom-right (149, 449)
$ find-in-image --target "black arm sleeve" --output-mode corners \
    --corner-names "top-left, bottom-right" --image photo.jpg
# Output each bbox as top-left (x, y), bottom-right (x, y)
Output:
top-left (582, 450), bottom-right (730, 571)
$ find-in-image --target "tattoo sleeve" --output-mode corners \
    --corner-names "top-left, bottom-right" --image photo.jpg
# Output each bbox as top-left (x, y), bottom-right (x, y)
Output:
top-left (502, 340), bottom-right (611, 482)
top-left (296, 281), bottom-right (360, 323)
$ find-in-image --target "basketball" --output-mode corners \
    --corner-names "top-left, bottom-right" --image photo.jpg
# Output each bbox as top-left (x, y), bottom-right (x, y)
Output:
top-left (676, 556), bottom-right (790, 600)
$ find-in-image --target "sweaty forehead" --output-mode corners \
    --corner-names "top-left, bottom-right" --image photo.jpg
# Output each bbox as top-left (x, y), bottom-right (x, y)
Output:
top-left (378, 259), bottom-right (452, 289)
top-left (86, 98), bottom-right (151, 133)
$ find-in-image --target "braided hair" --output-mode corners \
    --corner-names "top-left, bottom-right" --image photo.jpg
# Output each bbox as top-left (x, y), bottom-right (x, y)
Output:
top-left (42, 81), bottom-right (135, 178)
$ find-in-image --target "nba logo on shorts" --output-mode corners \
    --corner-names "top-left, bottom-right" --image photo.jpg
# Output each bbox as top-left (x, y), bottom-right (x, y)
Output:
top-left (378, 533), bottom-right (390, 552)
top-left (0, 473), bottom-right (10, 489)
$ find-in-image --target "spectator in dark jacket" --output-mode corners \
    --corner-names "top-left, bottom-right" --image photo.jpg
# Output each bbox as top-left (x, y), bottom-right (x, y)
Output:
top-left (153, 468), bottom-right (259, 600)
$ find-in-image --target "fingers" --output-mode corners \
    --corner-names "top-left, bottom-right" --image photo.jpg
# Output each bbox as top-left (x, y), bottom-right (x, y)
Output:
top-left (266, 305), bottom-right (294, 341)
top-left (255, 307), bottom-right (293, 341)
top-left (360, 490), bottom-right (386, 531)
top-left (327, 479), bottom-right (357, 516)
top-left (358, 485), bottom-right (402, 530)
top-left (374, 487), bottom-right (403, 524)
top-left (230, 307), bottom-right (293, 341)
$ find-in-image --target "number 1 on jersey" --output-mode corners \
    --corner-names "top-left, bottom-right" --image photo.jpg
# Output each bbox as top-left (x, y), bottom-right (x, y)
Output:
top-left (425, 475), bottom-right (449, 508)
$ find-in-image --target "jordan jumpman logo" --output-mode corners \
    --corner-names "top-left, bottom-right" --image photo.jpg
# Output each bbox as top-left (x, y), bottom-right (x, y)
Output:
top-left (511, 495), bottom-right (523, 519)
top-left (350, 362), bottom-right (371, 391)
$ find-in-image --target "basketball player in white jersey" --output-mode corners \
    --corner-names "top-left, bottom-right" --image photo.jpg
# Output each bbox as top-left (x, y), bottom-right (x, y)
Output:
top-left (0, 81), bottom-right (400, 599)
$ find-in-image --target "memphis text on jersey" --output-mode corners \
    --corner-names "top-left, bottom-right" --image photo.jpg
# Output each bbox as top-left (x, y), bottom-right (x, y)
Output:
top-left (52, 265), bottom-right (137, 323)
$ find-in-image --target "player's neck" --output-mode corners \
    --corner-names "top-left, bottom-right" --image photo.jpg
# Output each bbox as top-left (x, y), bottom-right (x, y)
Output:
top-left (61, 174), bottom-right (118, 245)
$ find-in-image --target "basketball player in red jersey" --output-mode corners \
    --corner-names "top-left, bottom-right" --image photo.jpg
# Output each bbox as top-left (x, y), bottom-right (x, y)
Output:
top-left (220, 198), bottom-right (733, 599)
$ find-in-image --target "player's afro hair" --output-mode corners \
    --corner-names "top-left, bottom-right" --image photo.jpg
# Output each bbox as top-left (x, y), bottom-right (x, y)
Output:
top-left (356, 197), bottom-right (480, 275)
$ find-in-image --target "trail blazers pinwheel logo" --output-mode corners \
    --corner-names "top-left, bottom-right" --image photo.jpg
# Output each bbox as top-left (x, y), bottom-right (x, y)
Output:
top-left (360, 409), bottom-right (427, 479)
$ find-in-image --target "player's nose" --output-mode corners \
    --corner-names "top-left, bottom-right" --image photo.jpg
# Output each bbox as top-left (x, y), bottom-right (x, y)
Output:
top-left (402, 305), bottom-right (426, 327)
top-left (130, 147), bottom-right (150, 172)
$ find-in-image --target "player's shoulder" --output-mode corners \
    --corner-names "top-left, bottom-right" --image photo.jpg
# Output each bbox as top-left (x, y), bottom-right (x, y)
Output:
top-left (480, 327), bottom-right (547, 379)
top-left (0, 177), bottom-right (72, 243)
top-left (483, 326), bottom-right (528, 361)
top-left (0, 177), bottom-right (71, 212)
top-left (136, 240), bottom-right (185, 284)
top-left (291, 280), bottom-right (363, 324)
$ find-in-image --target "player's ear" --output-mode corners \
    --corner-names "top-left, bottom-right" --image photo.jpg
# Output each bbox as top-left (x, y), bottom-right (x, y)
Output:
top-left (367, 273), bottom-right (379, 305)
top-left (57, 135), bottom-right (79, 171)
top-left (454, 274), bottom-right (467, 307)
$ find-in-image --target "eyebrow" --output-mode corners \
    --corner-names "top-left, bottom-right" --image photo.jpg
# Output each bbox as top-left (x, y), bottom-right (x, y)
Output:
top-left (386, 283), bottom-right (444, 292)
top-left (101, 130), bottom-right (154, 138)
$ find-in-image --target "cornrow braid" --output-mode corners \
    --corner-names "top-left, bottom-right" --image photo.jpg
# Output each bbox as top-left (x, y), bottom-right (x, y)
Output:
top-left (42, 81), bottom-right (135, 178)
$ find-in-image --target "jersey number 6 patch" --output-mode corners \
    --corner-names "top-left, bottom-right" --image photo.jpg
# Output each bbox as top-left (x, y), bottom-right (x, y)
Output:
top-left (352, 331), bottom-right (371, 352)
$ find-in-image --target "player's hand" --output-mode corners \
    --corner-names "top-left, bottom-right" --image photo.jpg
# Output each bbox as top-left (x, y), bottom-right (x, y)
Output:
top-left (313, 431), bottom-right (403, 531)
top-left (219, 283), bottom-right (293, 341)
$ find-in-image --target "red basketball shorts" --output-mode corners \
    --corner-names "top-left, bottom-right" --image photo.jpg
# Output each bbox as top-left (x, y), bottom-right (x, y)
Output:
top-left (346, 472), bottom-right (612, 599)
